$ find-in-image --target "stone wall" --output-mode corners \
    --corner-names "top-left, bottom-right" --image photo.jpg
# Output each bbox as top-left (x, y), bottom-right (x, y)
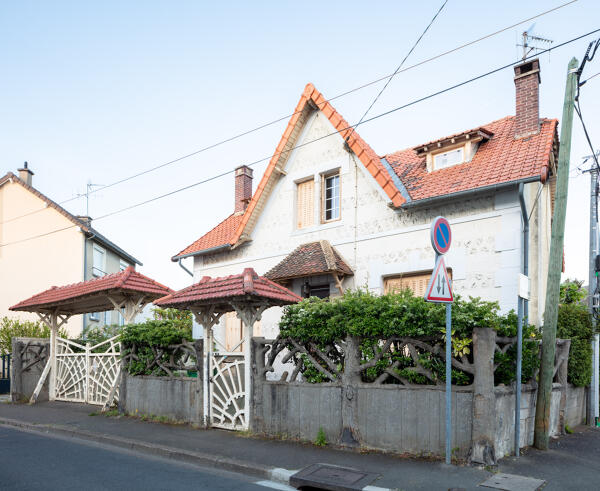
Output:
top-left (10, 337), bottom-right (49, 403)
top-left (252, 381), bottom-right (473, 457)
top-left (119, 373), bottom-right (202, 424)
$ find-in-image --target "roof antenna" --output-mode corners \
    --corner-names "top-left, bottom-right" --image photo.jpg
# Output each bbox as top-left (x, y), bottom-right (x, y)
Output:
top-left (517, 24), bottom-right (553, 61)
top-left (76, 180), bottom-right (105, 217)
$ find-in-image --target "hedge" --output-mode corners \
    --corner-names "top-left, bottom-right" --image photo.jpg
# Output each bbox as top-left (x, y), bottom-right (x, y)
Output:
top-left (557, 302), bottom-right (593, 387)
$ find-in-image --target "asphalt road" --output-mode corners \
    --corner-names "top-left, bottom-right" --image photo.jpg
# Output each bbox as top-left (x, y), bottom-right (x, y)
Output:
top-left (0, 425), bottom-right (288, 491)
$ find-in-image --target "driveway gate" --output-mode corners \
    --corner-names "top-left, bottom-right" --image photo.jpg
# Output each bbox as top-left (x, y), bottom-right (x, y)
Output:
top-left (54, 335), bottom-right (120, 405)
top-left (0, 354), bottom-right (10, 394)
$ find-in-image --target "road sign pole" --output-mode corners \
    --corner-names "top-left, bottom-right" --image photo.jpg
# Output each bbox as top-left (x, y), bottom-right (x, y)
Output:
top-left (445, 302), bottom-right (452, 465)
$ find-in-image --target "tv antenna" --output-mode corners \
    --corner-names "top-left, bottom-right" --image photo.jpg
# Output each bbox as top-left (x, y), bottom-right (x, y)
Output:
top-left (517, 23), bottom-right (553, 60)
top-left (76, 181), bottom-right (105, 217)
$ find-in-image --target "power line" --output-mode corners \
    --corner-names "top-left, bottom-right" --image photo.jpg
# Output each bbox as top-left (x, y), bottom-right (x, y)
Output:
top-left (345, 0), bottom-right (449, 143)
top-left (0, 0), bottom-right (579, 227)
top-left (2, 27), bottom-right (598, 250)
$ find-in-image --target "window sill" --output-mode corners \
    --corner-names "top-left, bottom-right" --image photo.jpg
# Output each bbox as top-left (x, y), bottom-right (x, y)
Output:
top-left (292, 220), bottom-right (344, 236)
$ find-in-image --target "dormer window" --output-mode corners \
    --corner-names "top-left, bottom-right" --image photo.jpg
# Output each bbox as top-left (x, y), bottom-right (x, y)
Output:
top-left (434, 147), bottom-right (464, 169)
top-left (414, 127), bottom-right (493, 173)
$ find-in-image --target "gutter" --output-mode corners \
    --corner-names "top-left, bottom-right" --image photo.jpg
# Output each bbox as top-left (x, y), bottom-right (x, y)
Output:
top-left (171, 244), bottom-right (230, 262)
top-left (397, 176), bottom-right (541, 209)
top-left (518, 183), bottom-right (529, 321)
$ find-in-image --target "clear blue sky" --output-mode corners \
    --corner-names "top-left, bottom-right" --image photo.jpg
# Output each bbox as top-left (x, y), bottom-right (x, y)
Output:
top-left (1, 0), bottom-right (598, 289)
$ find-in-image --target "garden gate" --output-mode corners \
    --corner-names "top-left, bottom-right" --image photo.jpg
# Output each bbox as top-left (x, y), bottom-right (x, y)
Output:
top-left (208, 336), bottom-right (247, 430)
top-left (54, 335), bottom-right (121, 405)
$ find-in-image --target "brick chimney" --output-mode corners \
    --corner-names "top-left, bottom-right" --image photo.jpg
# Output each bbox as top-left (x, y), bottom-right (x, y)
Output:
top-left (234, 165), bottom-right (253, 214)
top-left (514, 58), bottom-right (541, 139)
top-left (17, 162), bottom-right (34, 186)
top-left (76, 215), bottom-right (92, 227)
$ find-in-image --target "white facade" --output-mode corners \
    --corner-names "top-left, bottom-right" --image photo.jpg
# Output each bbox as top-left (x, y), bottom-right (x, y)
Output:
top-left (191, 109), bottom-right (553, 340)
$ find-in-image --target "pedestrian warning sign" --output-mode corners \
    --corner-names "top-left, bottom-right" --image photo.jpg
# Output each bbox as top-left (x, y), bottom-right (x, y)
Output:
top-left (425, 256), bottom-right (453, 303)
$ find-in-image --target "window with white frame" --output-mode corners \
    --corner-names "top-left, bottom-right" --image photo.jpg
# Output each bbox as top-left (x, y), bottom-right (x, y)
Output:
top-left (92, 244), bottom-right (106, 277)
top-left (433, 147), bottom-right (464, 170)
top-left (322, 172), bottom-right (340, 222)
top-left (119, 260), bottom-right (129, 271)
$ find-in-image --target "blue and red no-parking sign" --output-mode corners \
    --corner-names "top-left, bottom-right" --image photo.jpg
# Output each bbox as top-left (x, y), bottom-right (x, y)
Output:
top-left (430, 216), bottom-right (452, 255)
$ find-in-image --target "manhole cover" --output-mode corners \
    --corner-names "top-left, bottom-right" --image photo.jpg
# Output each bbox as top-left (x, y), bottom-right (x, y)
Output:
top-left (480, 473), bottom-right (546, 491)
top-left (289, 463), bottom-right (379, 491)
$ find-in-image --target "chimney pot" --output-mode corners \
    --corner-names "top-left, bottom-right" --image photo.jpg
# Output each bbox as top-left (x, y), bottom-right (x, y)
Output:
top-left (234, 165), bottom-right (253, 214)
top-left (17, 161), bottom-right (34, 186)
top-left (514, 58), bottom-right (541, 139)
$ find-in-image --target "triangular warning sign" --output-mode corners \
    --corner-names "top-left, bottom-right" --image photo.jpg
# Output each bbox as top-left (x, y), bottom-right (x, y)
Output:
top-left (425, 256), bottom-right (453, 303)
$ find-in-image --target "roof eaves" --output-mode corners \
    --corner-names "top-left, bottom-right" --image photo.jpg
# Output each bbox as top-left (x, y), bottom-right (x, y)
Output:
top-left (171, 243), bottom-right (231, 262)
top-left (88, 228), bottom-right (142, 266)
top-left (399, 175), bottom-right (541, 209)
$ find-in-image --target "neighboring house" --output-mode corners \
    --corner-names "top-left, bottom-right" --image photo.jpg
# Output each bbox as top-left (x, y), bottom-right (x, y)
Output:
top-left (173, 58), bottom-right (557, 342)
top-left (0, 165), bottom-right (142, 337)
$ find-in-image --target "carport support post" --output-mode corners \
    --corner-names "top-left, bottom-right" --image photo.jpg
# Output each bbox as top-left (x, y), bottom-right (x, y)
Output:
top-left (232, 304), bottom-right (266, 431)
top-left (191, 307), bottom-right (223, 427)
top-left (49, 316), bottom-right (57, 400)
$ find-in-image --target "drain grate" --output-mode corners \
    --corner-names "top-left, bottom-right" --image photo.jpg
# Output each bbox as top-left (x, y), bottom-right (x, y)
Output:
top-left (289, 463), bottom-right (379, 491)
top-left (480, 473), bottom-right (546, 491)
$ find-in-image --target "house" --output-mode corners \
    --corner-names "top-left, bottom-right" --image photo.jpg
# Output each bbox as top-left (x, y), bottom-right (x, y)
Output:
top-left (173, 58), bottom-right (557, 343)
top-left (0, 165), bottom-right (142, 336)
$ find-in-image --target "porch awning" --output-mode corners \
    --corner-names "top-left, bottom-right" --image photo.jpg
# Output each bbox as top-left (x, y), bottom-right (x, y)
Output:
top-left (154, 267), bottom-right (301, 312)
top-left (10, 267), bottom-right (173, 315)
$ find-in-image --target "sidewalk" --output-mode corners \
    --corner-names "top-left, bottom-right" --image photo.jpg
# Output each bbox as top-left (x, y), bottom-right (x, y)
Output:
top-left (0, 401), bottom-right (598, 490)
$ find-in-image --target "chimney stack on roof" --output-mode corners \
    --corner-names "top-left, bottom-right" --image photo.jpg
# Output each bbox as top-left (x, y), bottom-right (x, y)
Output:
top-left (17, 162), bottom-right (34, 186)
top-left (76, 215), bottom-right (92, 227)
top-left (514, 58), bottom-right (541, 139)
top-left (234, 165), bottom-right (253, 214)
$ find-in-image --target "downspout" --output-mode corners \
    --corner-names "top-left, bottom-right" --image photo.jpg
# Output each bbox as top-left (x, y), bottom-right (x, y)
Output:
top-left (82, 231), bottom-right (96, 334)
top-left (178, 258), bottom-right (194, 277)
top-left (518, 183), bottom-right (529, 321)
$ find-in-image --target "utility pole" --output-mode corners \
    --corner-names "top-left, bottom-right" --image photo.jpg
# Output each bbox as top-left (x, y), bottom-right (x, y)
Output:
top-left (588, 168), bottom-right (599, 426)
top-left (534, 57), bottom-right (578, 450)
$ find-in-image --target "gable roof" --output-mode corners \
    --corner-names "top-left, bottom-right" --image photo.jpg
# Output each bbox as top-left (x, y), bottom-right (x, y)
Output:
top-left (265, 240), bottom-right (353, 282)
top-left (10, 267), bottom-right (171, 314)
top-left (174, 84), bottom-right (557, 260)
top-left (0, 172), bottom-right (142, 265)
top-left (155, 267), bottom-right (301, 312)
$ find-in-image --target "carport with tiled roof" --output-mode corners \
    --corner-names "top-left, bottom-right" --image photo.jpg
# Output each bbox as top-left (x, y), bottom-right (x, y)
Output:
top-left (10, 267), bottom-right (173, 407)
top-left (155, 267), bottom-right (300, 430)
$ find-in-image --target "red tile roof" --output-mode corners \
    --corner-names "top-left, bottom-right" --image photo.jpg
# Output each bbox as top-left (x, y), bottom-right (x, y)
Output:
top-left (385, 116), bottom-right (558, 201)
top-left (174, 86), bottom-right (558, 258)
top-left (155, 268), bottom-right (301, 311)
top-left (265, 241), bottom-right (353, 282)
top-left (174, 214), bottom-right (243, 259)
top-left (10, 267), bottom-right (173, 314)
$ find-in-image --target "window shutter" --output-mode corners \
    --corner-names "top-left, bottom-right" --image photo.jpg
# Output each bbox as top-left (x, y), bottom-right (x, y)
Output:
top-left (297, 179), bottom-right (314, 229)
top-left (384, 270), bottom-right (452, 297)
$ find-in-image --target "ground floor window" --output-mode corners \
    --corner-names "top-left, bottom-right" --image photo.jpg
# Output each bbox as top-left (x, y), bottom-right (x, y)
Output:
top-left (384, 269), bottom-right (452, 297)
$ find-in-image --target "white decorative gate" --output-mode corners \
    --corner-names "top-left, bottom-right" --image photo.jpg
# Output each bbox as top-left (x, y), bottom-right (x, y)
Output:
top-left (209, 351), bottom-right (247, 430)
top-left (54, 335), bottom-right (121, 406)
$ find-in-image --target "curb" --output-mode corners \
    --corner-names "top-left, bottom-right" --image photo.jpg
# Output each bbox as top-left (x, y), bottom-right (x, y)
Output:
top-left (0, 416), bottom-right (273, 481)
top-left (0, 416), bottom-right (393, 490)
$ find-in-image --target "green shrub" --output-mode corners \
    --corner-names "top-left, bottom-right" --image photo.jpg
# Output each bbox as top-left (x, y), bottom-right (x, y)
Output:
top-left (0, 316), bottom-right (68, 355)
top-left (152, 307), bottom-right (192, 338)
top-left (121, 320), bottom-right (192, 376)
top-left (557, 302), bottom-right (593, 387)
top-left (278, 290), bottom-right (536, 386)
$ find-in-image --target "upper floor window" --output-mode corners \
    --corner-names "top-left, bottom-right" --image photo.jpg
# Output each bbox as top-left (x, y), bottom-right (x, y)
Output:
top-left (119, 260), bottom-right (129, 272)
top-left (92, 244), bottom-right (106, 277)
top-left (322, 172), bottom-right (340, 222)
top-left (433, 147), bottom-right (464, 170)
top-left (296, 178), bottom-right (315, 229)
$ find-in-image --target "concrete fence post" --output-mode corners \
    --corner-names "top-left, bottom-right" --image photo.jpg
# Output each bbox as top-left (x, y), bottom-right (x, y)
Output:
top-left (556, 338), bottom-right (571, 434)
top-left (340, 335), bottom-right (361, 446)
top-left (193, 339), bottom-right (204, 424)
top-left (250, 337), bottom-right (266, 432)
top-left (469, 327), bottom-right (497, 466)
top-left (11, 339), bottom-right (23, 403)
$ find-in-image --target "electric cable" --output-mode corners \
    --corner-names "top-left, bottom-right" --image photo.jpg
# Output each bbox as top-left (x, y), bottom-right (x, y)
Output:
top-left (0, 0), bottom-right (579, 227)
top-left (2, 26), bottom-right (599, 249)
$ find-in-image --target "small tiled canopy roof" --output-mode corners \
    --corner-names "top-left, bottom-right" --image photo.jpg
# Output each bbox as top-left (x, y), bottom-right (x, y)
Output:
top-left (10, 267), bottom-right (173, 315)
top-left (265, 240), bottom-right (353, 282)
top-left (155, 268), bottom-right (301, 312)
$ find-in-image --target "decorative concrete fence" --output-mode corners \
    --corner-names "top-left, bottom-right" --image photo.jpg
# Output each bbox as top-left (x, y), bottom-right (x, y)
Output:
top-left (10, 337), bottom-right (50, 402)
top-left (251, 328), bottom-right (588, 463)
